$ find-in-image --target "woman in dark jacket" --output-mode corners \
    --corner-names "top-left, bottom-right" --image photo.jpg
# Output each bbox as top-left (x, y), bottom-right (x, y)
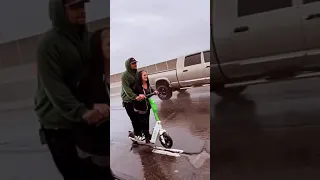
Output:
top-left (76, 28), bottom-right (110, 156)
top-left (78, 28), bottom-right (110, 108)
top-left (75, 28), bottom-right (113, 179)
top-left (133, 70), bottom-right (158, 143)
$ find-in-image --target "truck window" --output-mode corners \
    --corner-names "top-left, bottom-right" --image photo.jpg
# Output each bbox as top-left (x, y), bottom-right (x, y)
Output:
top-left (303, 0), bottom-right (320, 4)
top-left (238, 0), bottom-right (292, 17)
top-left (203, 51), bottom-right (210, 63)
top-left (184, 53), bottom-right (201, 67)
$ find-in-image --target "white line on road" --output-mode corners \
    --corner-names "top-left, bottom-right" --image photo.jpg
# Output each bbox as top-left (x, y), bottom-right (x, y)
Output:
top-left (153, 146), bottom-right (184, 153)
top-left (151, 146), bottom-right (184, 157)
top-left (152, 149), bottom-right (181, 157)
top-left (111, 140), bottom-right (185, 157)
top-left (186, 150), bottom-right (210, 169)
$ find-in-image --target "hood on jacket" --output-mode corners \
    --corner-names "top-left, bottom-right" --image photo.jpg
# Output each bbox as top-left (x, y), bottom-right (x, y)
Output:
top-left (48, 0), bottom-right (91, 63)
top-left (49, 0), bottom-right (87, 32)
top-left (125, 58), bottom-right (137, 74)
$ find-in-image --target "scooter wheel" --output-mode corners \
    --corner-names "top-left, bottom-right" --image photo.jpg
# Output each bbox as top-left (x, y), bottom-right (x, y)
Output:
top-left (159, 132), bottom-right (173, 148)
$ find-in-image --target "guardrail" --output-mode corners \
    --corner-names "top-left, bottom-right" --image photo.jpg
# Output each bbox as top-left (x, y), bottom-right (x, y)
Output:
top-left (110, 58), bottom-right (177, 83)
top-left (0, 18), bottom-right (109, 70)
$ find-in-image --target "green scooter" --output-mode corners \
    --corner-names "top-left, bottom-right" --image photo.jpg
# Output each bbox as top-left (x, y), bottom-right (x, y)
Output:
top-left (129, 92), bottom-right (173, 148)
top-left (147, 92), bottom-right (173, 148)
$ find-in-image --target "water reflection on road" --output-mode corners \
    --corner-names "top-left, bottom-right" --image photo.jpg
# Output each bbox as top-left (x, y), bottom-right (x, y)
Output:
top-left (212, 78), bottom-right (320, 180)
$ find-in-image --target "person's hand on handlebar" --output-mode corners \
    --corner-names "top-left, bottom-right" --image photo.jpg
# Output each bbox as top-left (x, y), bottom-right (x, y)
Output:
top-left (139, 94), bottom-right (146, 99)
top-left (154, 90), bottom-right (159, 95)
top-left (82, 110), bottom-right (104, 125)
top-left (136, 94), bottom-right (145, 101)
top-left (93, 104), bottom-right (110, 118)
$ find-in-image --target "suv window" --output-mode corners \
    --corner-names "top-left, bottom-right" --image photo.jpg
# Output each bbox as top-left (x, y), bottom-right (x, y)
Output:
top-left (184, 53), bottom-right (201, 67)
top-left (238, 0), bottom-right (292, 17)
top-left (203, 51), bottom-right (210, 63)
top-left (303, 0), bottom-right (320, 4)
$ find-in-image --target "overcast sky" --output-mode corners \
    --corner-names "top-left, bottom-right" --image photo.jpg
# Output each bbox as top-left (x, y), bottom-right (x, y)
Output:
top-left (0, 0), bottom-right (108, 44)
top-left (110, 0), bottom-right (210, 74)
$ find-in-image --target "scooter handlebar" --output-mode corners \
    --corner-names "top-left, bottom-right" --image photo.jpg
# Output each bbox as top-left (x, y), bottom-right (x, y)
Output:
top-left (145, 92), bottom-right (156, 98)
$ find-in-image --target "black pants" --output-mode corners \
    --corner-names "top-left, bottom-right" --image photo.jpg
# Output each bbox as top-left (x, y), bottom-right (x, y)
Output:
top-left (138, 109), bottom-right (151, 138)
top-left (43, 128), bottom-right (112, 180)
top-left (124, 102), bottom-right (141, 136)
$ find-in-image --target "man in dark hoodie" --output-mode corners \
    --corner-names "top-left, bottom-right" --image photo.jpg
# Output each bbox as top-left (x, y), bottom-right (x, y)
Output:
top-left (121, 58), bottom-right (145, 141)
top-left (34, 0), bottom-right (109, 179)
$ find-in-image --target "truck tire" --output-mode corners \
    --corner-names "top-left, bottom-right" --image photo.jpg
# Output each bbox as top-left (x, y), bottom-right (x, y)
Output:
top-left (213, 85), bottom-right (246, 98)
top-left (157, 84), bottom-right (173, 100)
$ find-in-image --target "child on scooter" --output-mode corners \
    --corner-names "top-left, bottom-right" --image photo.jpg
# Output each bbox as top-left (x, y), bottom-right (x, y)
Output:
top-left (132, 70), bottom-right (159, 143)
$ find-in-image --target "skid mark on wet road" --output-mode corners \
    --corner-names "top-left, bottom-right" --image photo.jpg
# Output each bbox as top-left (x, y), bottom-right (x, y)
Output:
top-left (184, 150), bottom-right (210, 169)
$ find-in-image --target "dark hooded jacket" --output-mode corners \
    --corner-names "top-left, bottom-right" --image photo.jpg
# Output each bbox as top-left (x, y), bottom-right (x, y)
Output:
top-left (89, 29), bottom-right (109, 105)
top-left (77, 28), bottom-right (110, 107)
top-left (34, 0), bottom-right (91, 129)
top-left (73, 28), bottom-right (110, 156)
top-left (132, 71), bottom-right (154, 113)
top-left (121, 59), bottom-right (138, 102)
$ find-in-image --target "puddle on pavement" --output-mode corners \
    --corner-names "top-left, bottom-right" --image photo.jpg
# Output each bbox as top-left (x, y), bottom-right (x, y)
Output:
top-left (111, 144), bottom-right (198, 180)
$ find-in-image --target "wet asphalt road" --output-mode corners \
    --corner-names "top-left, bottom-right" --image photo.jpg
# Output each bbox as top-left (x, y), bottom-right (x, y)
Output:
top-left (4, 75), bottom-right (320, 179)
top-left (110, 86), bottom-right (211, 180)
top-left (0, 107), bottom-right (61, 180)
top-left (212, 77), bottom-right (320, 180)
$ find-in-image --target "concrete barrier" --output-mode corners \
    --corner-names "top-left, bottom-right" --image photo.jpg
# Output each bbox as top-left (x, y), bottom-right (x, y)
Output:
top-left (110, 58), bottom-right (177, 83)
top-left (0, 64), bottom-right (37, 111)
top-left (109, 58), bottom-right (178, 96)
top-left (110, 82), bottom-right (122, 96)
top-left (0, 17), bottom-right (109, 70)
top-left (0, 18), bottom-right (110, 110)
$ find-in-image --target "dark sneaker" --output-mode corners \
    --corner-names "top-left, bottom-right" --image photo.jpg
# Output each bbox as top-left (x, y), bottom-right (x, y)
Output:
top-left (140, 135), bottom-right (146, 141)
top-left (132, 141), bottom-right (138, 144)
top-left (128, 131), bottom-right (135, 139)
top-left (145, 133), bottom-right (152, 143)
top-left (128, 131), bottom-right (138, 142)
top-left (136, 136), bottom-right (144, 142)
top-left (132, 141), bottom-right (138, 146)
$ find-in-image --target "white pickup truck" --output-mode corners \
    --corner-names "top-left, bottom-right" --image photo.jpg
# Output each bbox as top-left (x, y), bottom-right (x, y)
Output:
top-left (149, 50), bottom-right (210, 100)
top-left (212, 0), bottom-right (320, 97)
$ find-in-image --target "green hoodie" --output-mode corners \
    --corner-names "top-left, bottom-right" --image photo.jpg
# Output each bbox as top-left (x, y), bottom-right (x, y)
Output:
top-left (121, 59), bottom-right (138, 102)
top-left (34, 0), bottom-right (91, 129)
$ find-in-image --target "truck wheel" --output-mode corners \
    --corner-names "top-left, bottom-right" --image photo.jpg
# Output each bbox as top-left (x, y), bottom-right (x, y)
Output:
top-left (177, 89), bottom-right (187, 93)
top-left (214, 85), bottom-right (246, 98)
top-left (157, 84), bottom-right (173, 100)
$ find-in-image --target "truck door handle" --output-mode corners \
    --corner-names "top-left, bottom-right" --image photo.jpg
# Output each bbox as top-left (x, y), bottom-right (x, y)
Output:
top-left (234, 26), bottom-right (249, 33)
top-left (306, 13), bottom-right (320, 20)
top-left (183, 70), bottom-right (188, 72)
top-left (206, 65), bottom-right (210, 68)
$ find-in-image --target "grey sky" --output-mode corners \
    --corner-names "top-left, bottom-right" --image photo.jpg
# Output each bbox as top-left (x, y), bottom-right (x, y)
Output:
top-left (0, 0), bottom-right (109, 44)
top-left (110, 0), bottom-right (210, 74)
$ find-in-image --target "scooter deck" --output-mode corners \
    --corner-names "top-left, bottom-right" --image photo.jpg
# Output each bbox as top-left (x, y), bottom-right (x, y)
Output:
top-left (129, 137), bottom-right (183, 154)
top-left (152, 146), bottom-right (183, 153)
